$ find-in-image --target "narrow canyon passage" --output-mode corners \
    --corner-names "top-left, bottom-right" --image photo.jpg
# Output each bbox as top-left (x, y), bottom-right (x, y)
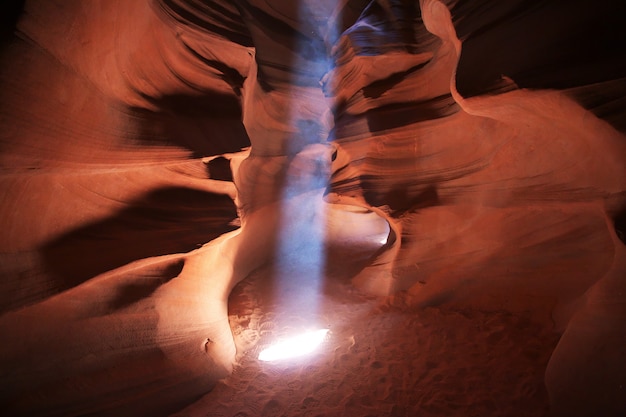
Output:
top-left (0, 0), bottom-right (625, 416)
top-left (173, 205), bottom-right (561, 417)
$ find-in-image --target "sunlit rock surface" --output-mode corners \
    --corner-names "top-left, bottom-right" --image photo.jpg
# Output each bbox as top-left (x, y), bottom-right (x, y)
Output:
top-left (1, 0), bottom-right (624, 416)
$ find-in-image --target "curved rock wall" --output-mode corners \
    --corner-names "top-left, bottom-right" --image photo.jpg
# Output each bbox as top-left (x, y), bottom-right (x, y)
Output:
top-left (0, 0), bottom-right (624, 416)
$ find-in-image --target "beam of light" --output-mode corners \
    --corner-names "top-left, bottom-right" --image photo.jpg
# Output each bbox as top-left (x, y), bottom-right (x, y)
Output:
top-left (258, 329), bottom-right (329, 362)
top-left (270, 2), bottom-right (341, 329)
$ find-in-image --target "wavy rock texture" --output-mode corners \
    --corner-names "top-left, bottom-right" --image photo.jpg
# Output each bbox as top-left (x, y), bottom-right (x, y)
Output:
top-left (0, 0), bottom-right (625, 416)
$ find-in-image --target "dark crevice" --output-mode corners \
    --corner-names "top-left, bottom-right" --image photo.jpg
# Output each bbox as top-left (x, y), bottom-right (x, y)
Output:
top-left (39, 187), bottom-right (239, 301)
top-left (615, 210), bottom-right (626, 245)
top-left (206, 156), bottom-right (233, 181)
top-left (107, 259), bottom-right (185, 312)
top-left (451, 0), bottom-right (626, 104)
top-left (157, 0), bottom-right (253, 46)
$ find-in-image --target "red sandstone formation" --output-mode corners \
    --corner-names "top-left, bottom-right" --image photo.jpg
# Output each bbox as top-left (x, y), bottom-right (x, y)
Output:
top-left (1, 0), bottom-right (625, 416)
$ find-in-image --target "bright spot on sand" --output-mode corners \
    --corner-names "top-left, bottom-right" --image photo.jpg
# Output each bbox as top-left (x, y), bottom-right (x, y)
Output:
top-left (258, 329), bottom-right (329, 362)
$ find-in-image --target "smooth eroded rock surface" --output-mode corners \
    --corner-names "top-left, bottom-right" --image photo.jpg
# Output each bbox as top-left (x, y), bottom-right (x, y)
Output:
top-left (1, 0), bottom-right (624, 416)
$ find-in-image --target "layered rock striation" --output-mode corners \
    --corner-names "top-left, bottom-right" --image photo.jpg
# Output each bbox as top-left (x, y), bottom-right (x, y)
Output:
top-left (0, 0), bottom-right (625, 415)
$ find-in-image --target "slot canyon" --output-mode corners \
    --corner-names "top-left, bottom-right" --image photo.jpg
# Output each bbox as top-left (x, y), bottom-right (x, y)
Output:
top-left (1, 0), bottom-right (625, 416)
